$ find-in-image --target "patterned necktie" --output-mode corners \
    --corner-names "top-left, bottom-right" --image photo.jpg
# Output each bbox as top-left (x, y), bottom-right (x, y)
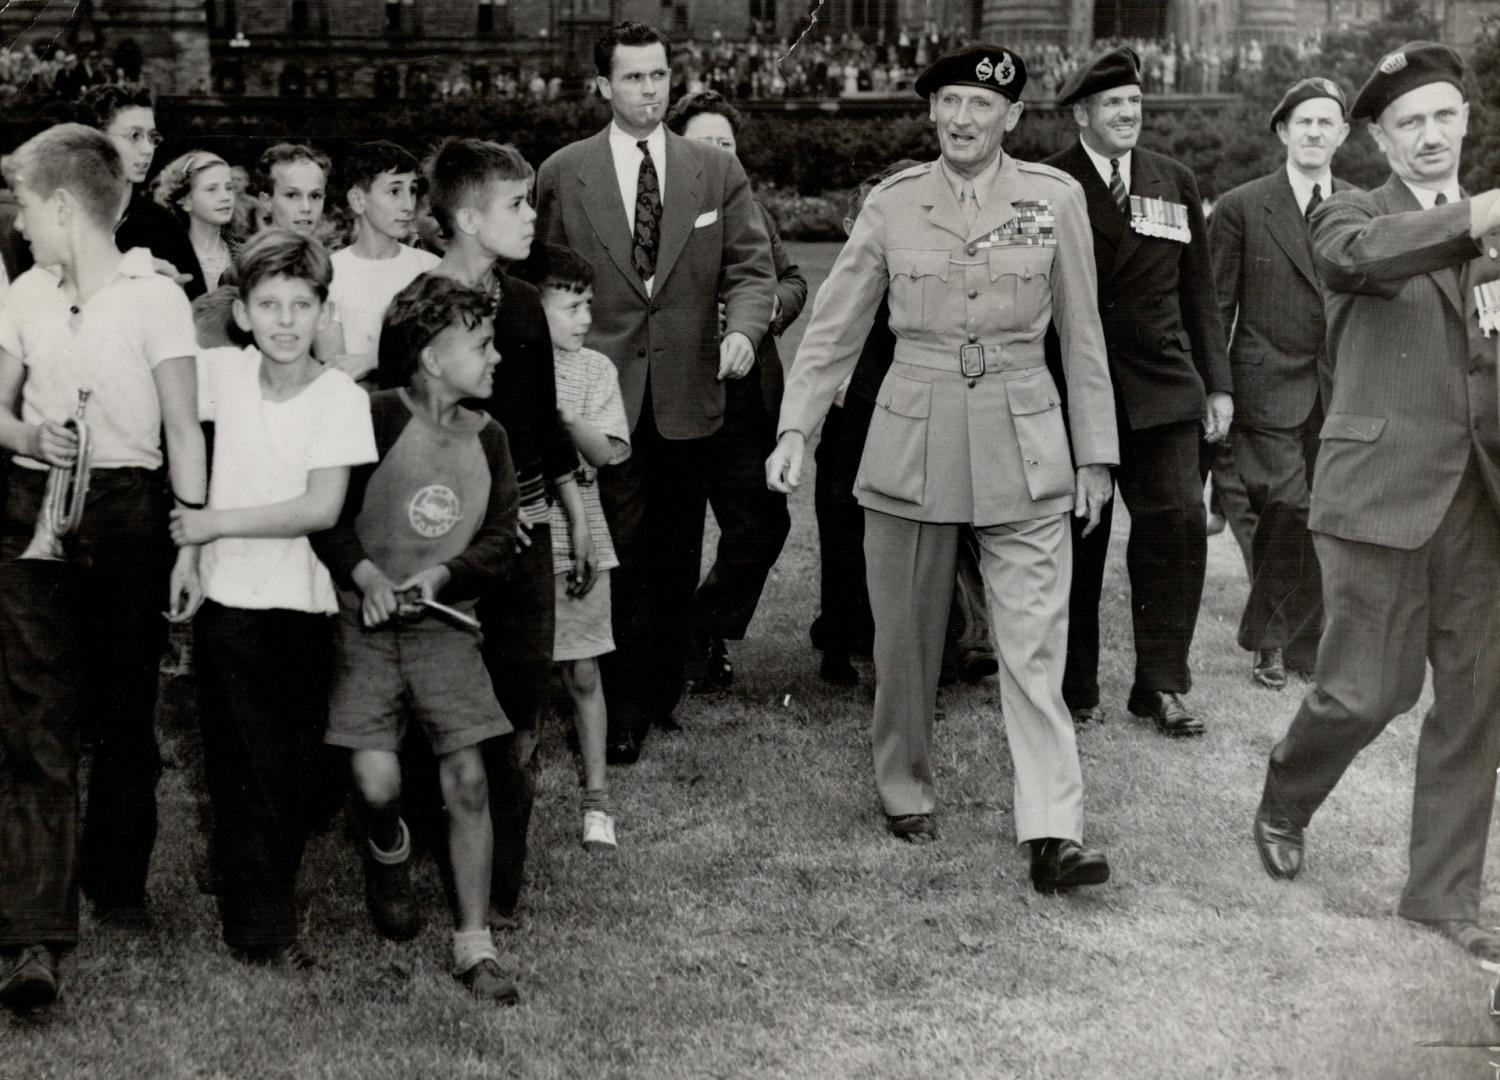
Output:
top-left (632, 139), bottom-right (661, 281)
top-left (1305, 182), bottom-right (1322, 222)
top-left (1109, 157), bottom-right (1128, 214)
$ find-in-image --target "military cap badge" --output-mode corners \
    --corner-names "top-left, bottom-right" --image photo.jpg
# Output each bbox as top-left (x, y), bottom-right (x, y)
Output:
top-left (1378, 50), bottom-right (1408, 75)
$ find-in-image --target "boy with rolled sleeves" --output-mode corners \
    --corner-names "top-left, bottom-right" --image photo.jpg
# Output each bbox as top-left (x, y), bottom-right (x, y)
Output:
top-left (0, 123), bottom-right (207, 1009)
top-left (313, 272), bottom-right (521, 1003)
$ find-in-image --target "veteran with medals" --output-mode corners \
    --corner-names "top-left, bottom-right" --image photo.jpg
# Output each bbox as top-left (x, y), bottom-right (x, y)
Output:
top-left (766, 45), bottom-right (1119, 892)
top-left (1046, 47), bottom-right (1232, 736)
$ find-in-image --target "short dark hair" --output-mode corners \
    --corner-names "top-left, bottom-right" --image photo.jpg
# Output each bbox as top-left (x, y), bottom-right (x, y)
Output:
top-left (666, 89), bottom-right (742, 136)
top-left (594, 20), bottom-right (669, 79)
top-left (76, 82), bottom-right (153, 130)
top-left (0, 123), bottom-right (128, 230)
top-left (526, 242), bottom-right (595, 295)
top-left (379, 273), bottom-right (493, 387)
top-left (425, 137), bottom-right (533, 241)
top-left (340, 139), bottom-right (421, 200)
top-left (234, 227), bottom-right (334, 302)
top-left (254, 142), bottom-right (331, 197)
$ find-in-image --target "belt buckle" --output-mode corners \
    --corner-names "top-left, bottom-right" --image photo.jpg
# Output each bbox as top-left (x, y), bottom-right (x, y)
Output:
top-left (959, 343), bottom-right (985, 378)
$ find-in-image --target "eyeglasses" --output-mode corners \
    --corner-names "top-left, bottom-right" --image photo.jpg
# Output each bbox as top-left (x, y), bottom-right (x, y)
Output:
top-left (109, 128), bottom-right (164, 148)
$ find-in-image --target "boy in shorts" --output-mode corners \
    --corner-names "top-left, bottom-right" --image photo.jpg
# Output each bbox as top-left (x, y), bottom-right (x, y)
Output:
top-left (530, 244), bottom-right (630, 849)
top-left (313, 272), bottom-right (520, 1004)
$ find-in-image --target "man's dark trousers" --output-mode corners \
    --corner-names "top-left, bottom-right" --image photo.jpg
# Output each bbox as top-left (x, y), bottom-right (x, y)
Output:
top-left (1064, 419), bottom-right (1206, 709)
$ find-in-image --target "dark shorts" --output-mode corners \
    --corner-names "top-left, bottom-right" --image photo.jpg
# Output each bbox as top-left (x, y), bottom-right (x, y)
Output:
top-left (326, 601), bottom-right (511, 757)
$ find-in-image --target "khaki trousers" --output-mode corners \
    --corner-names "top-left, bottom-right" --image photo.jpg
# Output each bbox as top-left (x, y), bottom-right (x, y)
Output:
top-left (864, 508), bottom-right (1085, 843)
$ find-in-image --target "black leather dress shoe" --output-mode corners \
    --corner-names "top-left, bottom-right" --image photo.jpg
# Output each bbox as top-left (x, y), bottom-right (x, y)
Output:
top-left (820, 650), bottom-right (859, 687)
top-left (1127, 690), bottom-right (1206, 737)
top-left (605, 736), bottom-right (640, 765)
top-left (959, 650), bottom-right (999, 682)
top-left (1253, 648), bottom-right (1287, 690)
top-left (887, 814), bottom-right (937, 843)
top-left (1070, 704), bottom-right (1105, 726)
top-left (1252, 809), bottom-right (1304, 880)
top-left (1029, 838), bottom-right (1110, 894)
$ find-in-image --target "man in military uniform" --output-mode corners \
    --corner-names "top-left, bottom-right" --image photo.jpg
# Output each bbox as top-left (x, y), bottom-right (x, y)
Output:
top-left (1046, 47), bottom-right (1232, 736)
top-left (766, 45), bottom-right (1118, 893)
top-left (1253, 42), bottom-right (1500, 970)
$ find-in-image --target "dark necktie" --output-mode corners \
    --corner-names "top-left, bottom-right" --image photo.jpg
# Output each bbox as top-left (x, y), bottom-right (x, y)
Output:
top-left (1435, 192), bottom-right (1449, 206)
top-left (1109, 157), bottom-right (1128, 214)
top-left (632, 140), bottom-right (661, 281)
top-left (1305, 182), bottom-right (1322, 222)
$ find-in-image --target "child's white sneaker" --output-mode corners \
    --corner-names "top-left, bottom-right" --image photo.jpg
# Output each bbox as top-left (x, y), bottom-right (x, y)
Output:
top-left (582, 810), bottom-right (617, 850)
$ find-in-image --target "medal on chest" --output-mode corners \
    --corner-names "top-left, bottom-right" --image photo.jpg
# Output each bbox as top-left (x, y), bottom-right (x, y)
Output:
top-left (1129, 195), bottom-right (1192, 243)
top-left (975, 199), bottom-right (1056, 249)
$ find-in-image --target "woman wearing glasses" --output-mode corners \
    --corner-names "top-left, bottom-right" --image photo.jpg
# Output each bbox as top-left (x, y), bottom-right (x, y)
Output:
top-left (77, 82), bottom-right (207, 299)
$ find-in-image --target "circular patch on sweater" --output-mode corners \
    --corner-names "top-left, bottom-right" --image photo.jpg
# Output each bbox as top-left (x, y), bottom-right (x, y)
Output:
top-left (408, 485), bottom-right (461, 538)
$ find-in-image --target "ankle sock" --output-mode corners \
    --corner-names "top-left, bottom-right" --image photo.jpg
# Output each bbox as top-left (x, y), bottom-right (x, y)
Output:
top-left (452, 928), bottom-right (499, 975)
top-left (581, 788), bottom-right (612, 815)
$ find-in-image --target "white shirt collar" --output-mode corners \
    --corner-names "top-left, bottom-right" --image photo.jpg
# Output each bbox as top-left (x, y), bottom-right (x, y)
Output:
top-left (1285, 164), bottom-right (1333, 217)
top-left (606, 122), bottom-right (667, 293)
top-left (1402, 178), bottom-right (1462, 210)
top-left (1080, 139), bottom-right (1131, 195)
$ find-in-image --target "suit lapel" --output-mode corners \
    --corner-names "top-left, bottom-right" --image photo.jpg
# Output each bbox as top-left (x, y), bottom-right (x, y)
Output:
top-left (1111, 149), bottom-right (1158, 276)
top-left (1263, 171), bottom-right (1318, 291)
top-left (651, 132), bottom-right (702, 289)
top-left (1060, 142), bottom-right (1122, 266)
top-left (577, 128), bottom-right (647, 302)
top-left (918, 162), bottom-right (968, 243)
top-left (1383, 175), bottom-right (1464, 320)
top-left (970, 156), bottom-right (1018, 243)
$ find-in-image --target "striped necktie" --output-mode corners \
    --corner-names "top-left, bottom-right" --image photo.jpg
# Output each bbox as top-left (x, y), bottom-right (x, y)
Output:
top-left (1109, 157), bottom-right (1128, 213)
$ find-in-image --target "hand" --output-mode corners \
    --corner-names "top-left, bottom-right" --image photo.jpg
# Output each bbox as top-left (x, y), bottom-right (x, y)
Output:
top-left (558, 401), bottom-right (579, 429)
top-left (394, 564), bottom-right (452, 618)
top-left (1472, 189), bottom-right (1500, 237)
top-left (165, 548), bottom-right (204, 623)
top-left (27, 420), bottom-right (78, 468)
top-left (770, 294), bottom-right (782, 329)
top-left (515, 517), bottom-right (534, 550)
top-left (1203, 392), bottom-right (1234, 443)
top-left (717, 331), bottom-right (755, 381)
top-left (352, 562), bottom-right (402, 628)
top-left (567, 530), bottom-right (598, 598)
top-left (329, 352), bottom-right (377, 381)
top-left (765, 431), bottom-right (805, 493)
top-left (718, 299), bottom-right (728, 337)
top-left (1073, 464), bottom-right (1114, 539)
top-left (152, 256), bottom-right (193, 287)
top-left (169, 507), bottom-right (219, 546)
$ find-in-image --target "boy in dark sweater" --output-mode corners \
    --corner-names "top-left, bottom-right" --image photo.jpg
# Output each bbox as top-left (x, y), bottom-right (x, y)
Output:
top-left (313, 274), bottom-right (520, 1004)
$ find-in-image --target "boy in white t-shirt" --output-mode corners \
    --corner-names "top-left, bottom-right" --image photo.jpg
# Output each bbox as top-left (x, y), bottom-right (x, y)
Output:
top-left (168, 228), bottom-right (376, 969)
top-left (322, 141), bottom-right (439, 382)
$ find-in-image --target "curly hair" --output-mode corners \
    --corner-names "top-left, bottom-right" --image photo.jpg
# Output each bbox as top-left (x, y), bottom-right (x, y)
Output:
top-left (233, 227), bottom-right (334, 302)
top-left (378, 274), bottom-right (493, 388)
top-left (152, 150), bottom-right (230, 225)
top-left (76, 82), bottom-right (154, 130)
top-left (665, 89), bottom-right (743, 137)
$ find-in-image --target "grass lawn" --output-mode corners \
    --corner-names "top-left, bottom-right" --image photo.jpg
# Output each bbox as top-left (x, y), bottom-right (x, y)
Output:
top-left (4, 242), bottom-right (1498, 1078)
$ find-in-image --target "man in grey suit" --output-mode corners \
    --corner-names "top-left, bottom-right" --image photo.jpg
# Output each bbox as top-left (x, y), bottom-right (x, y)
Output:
top-left (1253, 42), bottom-right (1500, 970)
top-left (1209, 77), bottom-right (1353, 690)
top-left (534, 21), bottom-right (775, 764)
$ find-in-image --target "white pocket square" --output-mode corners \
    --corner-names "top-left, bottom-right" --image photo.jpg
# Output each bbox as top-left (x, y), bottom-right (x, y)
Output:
top-left (693, 210), bottom-right (719, 228)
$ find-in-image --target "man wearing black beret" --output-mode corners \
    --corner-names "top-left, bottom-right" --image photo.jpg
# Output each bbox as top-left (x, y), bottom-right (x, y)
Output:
top-left (1045, 47), bottom-right (1231, 737)
top-left (768, 45), bottom-right (1119, 893)
top-left (1209, 77), bottom-right (1353, 692)
top-left (1253, 41), bottom-right (1500, 971)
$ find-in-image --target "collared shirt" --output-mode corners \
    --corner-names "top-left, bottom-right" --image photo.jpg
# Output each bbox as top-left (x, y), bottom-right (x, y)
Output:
top-left (0, 246), bottom-right (197, 471)
top-left (1081, 139), bottom-right (1132, 196)
top-left (608, 121), bottom-right (667, 294)
top-left (938, 154), bottom-right (1002, 217)
top-left (1402, 178), bottom-right (1463, 209)
top-left (1286, 163), bottom-right (1335, 217)
top-left (608, 121), bottom-right (667, 235)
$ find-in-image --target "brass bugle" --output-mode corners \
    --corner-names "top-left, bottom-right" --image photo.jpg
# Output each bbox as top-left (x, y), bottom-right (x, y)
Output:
top-left (19, 388), bottom-right (93, 562)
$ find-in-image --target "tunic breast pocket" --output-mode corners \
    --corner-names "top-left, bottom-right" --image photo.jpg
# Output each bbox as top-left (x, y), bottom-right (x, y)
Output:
top-left (888, 249), bottom-right (952, 325)
top-left (988, 248), bottom-right (1053, 319)
top-left (857, 372), bottom-right (932, 506)
top-left (1005, 370), bottom-right (1074, 502)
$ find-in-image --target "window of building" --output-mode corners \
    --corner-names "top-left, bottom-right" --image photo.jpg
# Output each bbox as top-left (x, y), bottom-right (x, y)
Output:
top-left (478, 0), bottom-right (493, 32)
top-left (291, 0), bottom-right (308, 31)
top-left (385, 0), bottom-right (402, 32)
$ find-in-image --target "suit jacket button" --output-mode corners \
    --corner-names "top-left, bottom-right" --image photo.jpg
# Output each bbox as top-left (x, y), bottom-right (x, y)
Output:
top-left (637, 348), bottom-right (646, 357)
top-left (967, 378), bottom-right (977, 388)
top-left (966, 244), bottom-right (978, 256)
top-left (1489, 248), bottom-right (1498, 258)
top-left (967, 333), bottom-right (978, 343)
top-left (968, 289), bottom-right (979, 299)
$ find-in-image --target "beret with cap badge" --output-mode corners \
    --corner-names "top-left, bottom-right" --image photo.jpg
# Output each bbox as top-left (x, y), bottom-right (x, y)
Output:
top-left (914, 45), bottom-right (1027, 103)
top-left (1055, 46), bottom-right (1141, 107)
top-left (1268, 77), bottom-right (1347, 132)
top-left (1349, 40), bottom-right (1465, 122)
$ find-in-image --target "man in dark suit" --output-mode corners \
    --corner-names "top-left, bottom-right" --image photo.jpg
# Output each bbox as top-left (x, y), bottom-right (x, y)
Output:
top-left (1209, 77), bottom-right (1353, 690)
top-left (1046, 47), bottom-right (1232, 735)
top-left (1253, 42), bottom-right (1500, 970)
top-left (534, 21), bottom-right (775, 763)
